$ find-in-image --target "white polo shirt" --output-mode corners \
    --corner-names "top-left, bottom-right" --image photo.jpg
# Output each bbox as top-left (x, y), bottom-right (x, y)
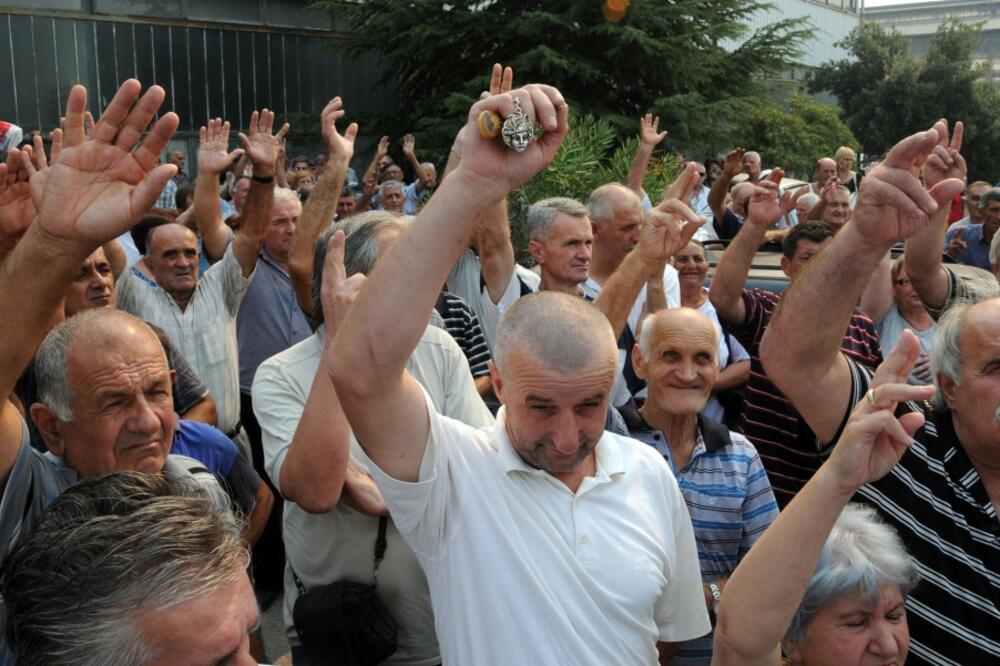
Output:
top-left (361, 396), bottom-right (710, 665)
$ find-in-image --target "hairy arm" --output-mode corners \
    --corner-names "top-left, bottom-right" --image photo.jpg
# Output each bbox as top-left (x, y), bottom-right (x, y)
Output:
top-left (858, 250), bottom-right (894, 322)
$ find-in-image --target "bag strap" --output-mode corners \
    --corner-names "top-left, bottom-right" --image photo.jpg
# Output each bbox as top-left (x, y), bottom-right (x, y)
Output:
top-left (371, 516), bottom-right (389, 587)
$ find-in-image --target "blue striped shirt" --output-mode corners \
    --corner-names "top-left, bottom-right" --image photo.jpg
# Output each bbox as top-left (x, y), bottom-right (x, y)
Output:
top-left (624, 412), bottom-right (779, 665)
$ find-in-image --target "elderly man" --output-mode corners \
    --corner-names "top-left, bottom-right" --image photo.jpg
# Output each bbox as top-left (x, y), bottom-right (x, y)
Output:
top-left (116, 110), bottom-right (287, 440)
top-left (805, 181), bottom-right (853, 229)
top-left (944, 186), bottom-right (1000, 269)
top-left (4, 472), bottom-right (258, 665)
top-left (709, 180), bottom-right (882, 507)
top-left (329, 84), bottom-right (709, 665)
top-left (623, 308), bottom-right (778, 664)
top-left (759, 119), bottom-right (1000, 663)
top-left (0, 79), bottom-right (243, 660)
top-left (253, 215), bottom-right (492, 665)
top-left (377, 179), bottom-right (406, 214)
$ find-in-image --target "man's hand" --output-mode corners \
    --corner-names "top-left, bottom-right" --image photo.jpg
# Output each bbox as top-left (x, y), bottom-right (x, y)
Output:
top-left (198, 118), bottom-right (245, 175)
top-left (746, 169), bottom-right (790, 229)
top-left (852, 120), bottom-right (966, 247)
top-left (320, 230), bottom-right (366, 335)
top-left (921, 120), bottom-right (966, 189)
top-left (321, 97), bottom-right (357, 164)
top-left (454, 85), bottom-right (568, 201)
top-left (722, 147), bottom-right (745, 177)
top-left (375, 135), bottom-right (389, 158)
top-left (946, 226), bottom-right (967, 258)
top-left (483, 63), bottom-right (514, 99)
top-left (825, 331), bottom-right (935, 496)
top-left (639, 113), bottom-right (667, 147)
top-left (341, 462), bottom-right (388, 517)
top-left (0, 148), bottom-right (35, 247)
top-left (24, 80), bottom-right (178, 253)
top-left (913, 352), bottom-right (932, 384)
top-left (402, 133), bottom-right (416, 158)
top-left (637, 167), bottom-right (705, 265)
top-left (237, 109), bottom-right (288, 178)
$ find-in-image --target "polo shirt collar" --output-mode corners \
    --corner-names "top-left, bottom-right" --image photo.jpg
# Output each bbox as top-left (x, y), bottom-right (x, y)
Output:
top-left (623, 408), bottom-right (730, 455)
top-left (494, 406), bottom-right (625, 482)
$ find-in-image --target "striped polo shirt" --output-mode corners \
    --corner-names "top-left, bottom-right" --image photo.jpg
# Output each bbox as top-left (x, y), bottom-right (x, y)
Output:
top-left (844, 357), bottom-right (1000, 665)
top-left (434, 291), bottom-right (491, 378)
top-left (732, 288), bottom-right (881, 507)
top-left (625, 411), bottom-right (779, 665)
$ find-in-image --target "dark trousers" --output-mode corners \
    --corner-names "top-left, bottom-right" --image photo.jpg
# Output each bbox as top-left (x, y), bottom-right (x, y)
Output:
top-left (241, 391), bottom-right (286, 592)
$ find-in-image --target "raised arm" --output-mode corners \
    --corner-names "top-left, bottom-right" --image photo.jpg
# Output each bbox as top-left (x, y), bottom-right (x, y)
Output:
top-left (595, 164), bottom-right (704, 338)
top-left (0, 80), bottom-right (177, 485)
top-left (195, 118), bottom-right (244, 261)
top-left (760, 121), bottom-right (965, 443)
top-left (362, 135), bottom-right (389, 186)
top-left (904, 123), bottom-right (966, 312)
top-left (401, 134), bottom-right (432, 192)
top-left (626, 113), bottom-right (667, 196)
top-left (331, 85), bottom-right (568, 482)
top-left (231, 109), bottom-right (288, 277)
top-left (288, 97), bottom-right (357, 314)
top-left (858, 249), bottom-right (894, 322)
top-left (708, 148), bottom-right (743, 223)
top-left (714, 335), bottom-right (933, 666)
top-left (708, 170), bottom-right (786, 326)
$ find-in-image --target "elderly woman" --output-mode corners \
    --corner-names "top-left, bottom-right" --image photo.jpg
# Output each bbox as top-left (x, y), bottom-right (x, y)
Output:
top-left (713, 332), bottom-right (932, 665)
top-left (867, 257), bottom-right (936, 384)
top-left (674, 239), bottom-right (750, 426)
top-left (624, 307), bottom-right (779, 664)
top-left (835, 146), bottom-right (861, 194)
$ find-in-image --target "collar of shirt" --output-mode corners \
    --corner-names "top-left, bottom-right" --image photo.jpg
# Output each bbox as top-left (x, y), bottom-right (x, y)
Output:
top-left (492, 406), bottom-right (625, 491)
top-left (624, 410), bottom-right (730, 473)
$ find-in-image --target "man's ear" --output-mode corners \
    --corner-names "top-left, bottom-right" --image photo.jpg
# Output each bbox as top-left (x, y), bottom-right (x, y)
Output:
top-left (780, 255), bottom-right (792, 277)
top-left (631, 344), bottom-right (647, 380)
top-left (528, 240), bottom-right (544, 265)
top-left (782, 639), bottom-right (803, 665)
top-left (488, 361), bottom-right (506, 405)
top-left (30, 404), bottom-right (66, 457)
top-left (937, 371), bottom-right (958, 411)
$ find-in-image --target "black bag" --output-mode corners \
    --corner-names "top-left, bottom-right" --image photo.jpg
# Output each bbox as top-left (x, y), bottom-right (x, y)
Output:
top-left (292, 517), bottom-right (397, 666)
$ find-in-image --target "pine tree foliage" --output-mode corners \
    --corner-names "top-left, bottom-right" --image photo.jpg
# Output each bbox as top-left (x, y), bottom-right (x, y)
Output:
top-left (313, 0), bottom-right (811, 159)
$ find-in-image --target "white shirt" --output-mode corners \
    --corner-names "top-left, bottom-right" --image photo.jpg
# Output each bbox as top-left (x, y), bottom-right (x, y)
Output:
top-left (362, 397), bottom-right (710, 665)
top-left (251, 325), bottom-right (493, 662)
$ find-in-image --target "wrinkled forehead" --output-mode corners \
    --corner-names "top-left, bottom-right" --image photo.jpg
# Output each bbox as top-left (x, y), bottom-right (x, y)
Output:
top-left (647, 311), bottom-right (718, 351)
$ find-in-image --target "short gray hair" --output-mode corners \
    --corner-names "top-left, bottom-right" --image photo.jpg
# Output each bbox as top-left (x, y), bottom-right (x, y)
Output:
top-left (784, 503), bottom-right (918, 646)
top-left (978, 187), bottom-right (1000, 210)
top-left (273, 185), bottom-right (299, 205)
top-left (586, 183), bottom-right (637, 225)
top-left (4, 472), bottom-right (249, 666)
top-left (797, 192), bottom-right (820, 209)
top-left (493, 291), bottom-right (616, 375)
top-left (526, 197), bottom-right (589, 242)
top-left (35, 310), bottom-right (165, 421)
top-left (310, 211), bottom-right (409, 328)
top-left (378, 179), bottom-right (404, 198)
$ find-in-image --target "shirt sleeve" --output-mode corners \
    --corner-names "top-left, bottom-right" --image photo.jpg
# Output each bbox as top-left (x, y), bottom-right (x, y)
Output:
top-left (204, 244), bottom-right (254, 318)
top-left (250, 359), bottom-right (307, 495)
top-left (165, 337), bottom-right (210, 414)
top-left (922, 266), bottom-right (970, 320)
top-left (727, 334), bottom-right (750, 363)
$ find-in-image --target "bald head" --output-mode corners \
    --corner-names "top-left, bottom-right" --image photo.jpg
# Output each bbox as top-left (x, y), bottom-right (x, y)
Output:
top-left (638, 307), bottom-right (719, 363)
top-left (493, 292), bottom-right (617, 375)
top-left (586, 183), bottom-right (640, 227)
top-left (816, 157), bottom-right (837, 183)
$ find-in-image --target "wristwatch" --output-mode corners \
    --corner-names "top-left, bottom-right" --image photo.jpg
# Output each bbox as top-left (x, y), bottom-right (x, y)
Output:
top-left (708, 582), bottom-right (722, 626)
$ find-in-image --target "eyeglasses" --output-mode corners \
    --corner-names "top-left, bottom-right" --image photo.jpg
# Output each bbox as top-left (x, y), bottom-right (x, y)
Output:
top-left (894, 278), bottom-right (911, 286)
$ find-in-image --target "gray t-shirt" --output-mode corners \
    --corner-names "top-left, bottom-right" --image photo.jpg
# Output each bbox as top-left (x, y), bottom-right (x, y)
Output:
top-left (876, 304), bottom-right (936, 384)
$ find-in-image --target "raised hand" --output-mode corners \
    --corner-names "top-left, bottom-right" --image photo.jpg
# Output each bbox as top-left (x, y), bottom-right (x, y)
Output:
top-left (24, 79), bottom-right (179, 253)
top-left (482, 62), bottom-right (514, 99)
top-left (375, 135), bottom-right (389, 158)
top-left (921, 120), bottom-right (966, 189)
top-left (456, 84), bottom-right (569, 200)
top-left (825, 331), bottom-right (935, 495)
top-left (946, 226), bottom-right (967, 258)
top-left (662, 160), bottom-right (703, 203)
top-left (853, 120), bottom-right (966, 247)
top-left (320, 230), bottom-right (367, 335)
top-left (637, 191), bottom-right (705, 265)
top-left (237, 109), bottom-right (288, 176)
top-left (321, 97), bottom-right (357, 164)
top-left (746, 169), bottom-right (790, 229)
top-left (198, 118), bottom-right (244, 175)
top-left (639, 113), bottom-right (667, 146)
top-left (0, 148), bottom-right (35, 245)
top-left (723, 147), bottom-right (745, 177)
top-left (402, 133), bottom-right (416, 157)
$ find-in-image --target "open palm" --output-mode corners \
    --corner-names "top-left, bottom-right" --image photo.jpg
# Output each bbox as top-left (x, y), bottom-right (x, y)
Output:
top-left (199, 118), bottom-right (243, 175)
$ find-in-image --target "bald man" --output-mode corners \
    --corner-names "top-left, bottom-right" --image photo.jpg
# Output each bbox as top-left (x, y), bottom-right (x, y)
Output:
top-left (622, 308), bottom-right (778, 662)
top-left (330, 84), bottom-right (709, 664)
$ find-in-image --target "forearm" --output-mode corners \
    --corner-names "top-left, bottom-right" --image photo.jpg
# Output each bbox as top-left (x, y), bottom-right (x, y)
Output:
top-left (806, 198), bottom-right (827, 221)
top-left (708, 223), bottom-right (765, 325)
top-left (904, 207), bottom-right (950, 310)
top-left (477, 200), bottom-right (515, 304)
top-left (405, 151), bottom-right (430, 189)
top-left (362, 151), bottom-right (383, 186)
top-left (242, 481), bottom-right (274, 546)
top-left (859, 250), bottom-right (893, 321)
top-left (232, 178), bottom-right (273, 276)
top-left (643, 265), bottom-right (668, 316)
top-left (713, 360), bottom-right (749, 392)
top-left (627, 144), bottom-right (655, 195)
top-left (102, 239), bottom-right (127, 279)
top-left (278, 354), bottom-right (352, 513)
top-left (594, 249), bottom-right (657, 339)
top-left (194, 167), bottom-right (229, 260)
top-left (708, 172), bottom-right (733, 220)
top-left (179, 395), bottom-right (218, 426)
top-left (289, 157), bottom-right (348, 314)
top-left (332, 169), bottom-right (493, 395)
top-left (714, 466), bottom-right (851, 663)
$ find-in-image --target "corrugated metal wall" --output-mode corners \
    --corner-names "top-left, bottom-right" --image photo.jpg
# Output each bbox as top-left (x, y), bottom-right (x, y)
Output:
top-left (0, 11), bottom-right (394, 136)
top-left (726, 0), bottom-right (860, 67)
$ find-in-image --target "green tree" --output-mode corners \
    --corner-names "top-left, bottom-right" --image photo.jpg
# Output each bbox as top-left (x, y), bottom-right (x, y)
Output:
top-left (723, 94), bottom-right (859, 176)
top-left (810, 20), bottom-right (1000, 178)
top-left (313, 0), bottom-right (811, 160)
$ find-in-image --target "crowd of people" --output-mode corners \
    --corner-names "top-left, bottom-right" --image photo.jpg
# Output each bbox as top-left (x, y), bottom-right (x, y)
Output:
top-left (0, 61), bottom-right (997, 666)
